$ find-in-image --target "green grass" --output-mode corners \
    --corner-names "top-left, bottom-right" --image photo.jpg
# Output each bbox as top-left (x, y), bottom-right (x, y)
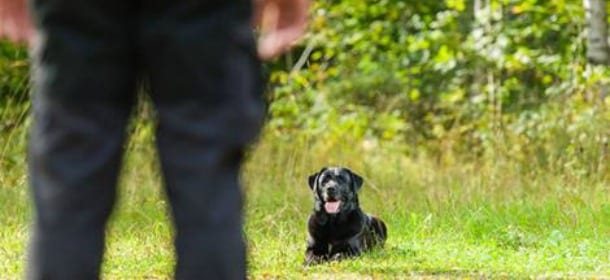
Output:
top-left (2, 123), bottom-right (610, 279)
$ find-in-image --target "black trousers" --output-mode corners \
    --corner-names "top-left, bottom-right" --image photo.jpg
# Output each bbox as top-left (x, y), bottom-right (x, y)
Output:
top-left (26, 0), bottom-right (263, 279)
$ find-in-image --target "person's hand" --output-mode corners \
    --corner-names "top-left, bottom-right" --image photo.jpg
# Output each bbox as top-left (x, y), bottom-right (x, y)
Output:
top-left (254, 0), bottom-right (309, 61)
top-left (0, 0), bottom-right (33, 43)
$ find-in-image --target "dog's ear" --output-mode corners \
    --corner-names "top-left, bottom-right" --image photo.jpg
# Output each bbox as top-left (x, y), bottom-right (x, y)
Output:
top-left (308, 167), bottom-right (327, 190)
top-left (349, 170), bottom-right (364, 191)
top-left (308, 173), bottom-right (318, 190)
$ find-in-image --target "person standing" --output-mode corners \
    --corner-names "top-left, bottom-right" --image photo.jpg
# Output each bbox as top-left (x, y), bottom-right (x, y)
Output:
top-left (0, 0), bottom-right (309, 278)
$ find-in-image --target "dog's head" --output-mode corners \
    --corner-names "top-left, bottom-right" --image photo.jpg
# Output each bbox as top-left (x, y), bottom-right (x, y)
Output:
top-left (308, 167), bottom-right (364, 215)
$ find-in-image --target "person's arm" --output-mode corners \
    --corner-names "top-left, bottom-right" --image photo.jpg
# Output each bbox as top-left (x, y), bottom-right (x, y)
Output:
top-left (0, 0), bottom-right (32, 43)
top-left (254, 0), bottom-right (309, 61)
top-left (0, 0), bottom-right (309, 55)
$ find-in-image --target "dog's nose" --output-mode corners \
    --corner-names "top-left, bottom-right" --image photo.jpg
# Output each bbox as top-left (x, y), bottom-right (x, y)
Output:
top-left (327, 186), bottom-right (337, 195)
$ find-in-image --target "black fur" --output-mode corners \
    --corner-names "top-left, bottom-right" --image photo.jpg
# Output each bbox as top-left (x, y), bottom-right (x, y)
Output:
top-left (305, 167), bottom-right (387, 265)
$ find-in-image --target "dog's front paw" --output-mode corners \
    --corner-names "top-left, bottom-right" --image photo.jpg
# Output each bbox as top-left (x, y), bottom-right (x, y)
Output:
top-left (304, 254), bottom-right (325, 266)
top-left (330, 253), bottom-right (345, 261)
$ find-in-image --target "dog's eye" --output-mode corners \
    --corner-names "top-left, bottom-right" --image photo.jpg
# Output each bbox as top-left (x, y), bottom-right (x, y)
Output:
top-left (321, 176), bottom-right (330, 183)
top-left (336, 176), bottom-right (345, 183)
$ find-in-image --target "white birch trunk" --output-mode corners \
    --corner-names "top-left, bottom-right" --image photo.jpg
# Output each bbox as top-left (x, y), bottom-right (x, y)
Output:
top-left (583, 0), bottom-right (609, 65)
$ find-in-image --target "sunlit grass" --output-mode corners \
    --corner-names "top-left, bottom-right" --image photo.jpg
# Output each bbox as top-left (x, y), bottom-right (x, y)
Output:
top-left (1, 122), bottom-right (610, 278)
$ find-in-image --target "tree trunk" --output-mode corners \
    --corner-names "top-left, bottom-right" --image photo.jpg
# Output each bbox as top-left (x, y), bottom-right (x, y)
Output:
top-left (583, 0), bottom-right (609, 65)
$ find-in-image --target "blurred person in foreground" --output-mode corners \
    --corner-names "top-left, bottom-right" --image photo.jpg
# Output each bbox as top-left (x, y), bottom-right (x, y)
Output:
top-left (0, 0), bottom-right (309, 278)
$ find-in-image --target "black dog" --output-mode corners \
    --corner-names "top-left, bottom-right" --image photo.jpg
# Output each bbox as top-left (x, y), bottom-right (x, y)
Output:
top-left (305, 167), bottom-right (387, 265)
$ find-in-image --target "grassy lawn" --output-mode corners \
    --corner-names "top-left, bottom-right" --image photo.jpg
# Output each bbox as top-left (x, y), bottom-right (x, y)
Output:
top-left (1, 126), bottom-right (610, 279)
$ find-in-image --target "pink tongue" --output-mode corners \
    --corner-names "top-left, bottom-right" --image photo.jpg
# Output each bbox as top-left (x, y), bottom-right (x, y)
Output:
top-left (324, 201), bottom-right (341, 214)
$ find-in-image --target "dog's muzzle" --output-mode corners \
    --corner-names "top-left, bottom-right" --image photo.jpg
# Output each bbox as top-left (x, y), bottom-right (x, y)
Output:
top-left (323, 186), bottom-right (342, 214)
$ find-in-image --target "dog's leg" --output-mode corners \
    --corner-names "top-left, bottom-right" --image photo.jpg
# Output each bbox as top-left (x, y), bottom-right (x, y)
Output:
top-left (329, 238), bottom-right (363, 261)
top-left (304, 236), bottom-right (328, 265)
top-left (370, 217), bottom-right (388, 246)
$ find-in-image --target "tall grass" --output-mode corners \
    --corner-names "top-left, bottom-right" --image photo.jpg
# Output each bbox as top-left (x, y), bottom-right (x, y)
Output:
top-left (1, 109), bottom-right (610, 278)
top-left (244, 132), bottom-right (610, 277)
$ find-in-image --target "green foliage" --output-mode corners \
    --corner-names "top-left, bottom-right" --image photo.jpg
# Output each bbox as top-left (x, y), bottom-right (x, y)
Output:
top-left (265, 0), bottom-right (609, 177)
top-left (0, 40), bottom-right (28, 104)
top-left (0, 41), bottom-right (30, 136)
top-left (2, 1), bottom-right (609, 178)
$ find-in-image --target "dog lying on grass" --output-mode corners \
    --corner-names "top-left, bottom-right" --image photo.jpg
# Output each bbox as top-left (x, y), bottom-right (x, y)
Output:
top-left (304, 167), bottom-right (387, 265)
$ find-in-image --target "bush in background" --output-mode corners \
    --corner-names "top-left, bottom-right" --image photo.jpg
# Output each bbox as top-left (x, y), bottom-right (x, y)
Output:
top-left (265, 0), bottom-right (610, 178)
top-left (1, 0), bottom-right (609, 179)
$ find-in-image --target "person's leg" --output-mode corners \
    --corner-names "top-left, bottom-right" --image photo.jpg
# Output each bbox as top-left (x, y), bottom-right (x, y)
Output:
top-left (27, 0), bottom-right (137, 278)
top-left (140, 1), bottom-right (264, 278)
